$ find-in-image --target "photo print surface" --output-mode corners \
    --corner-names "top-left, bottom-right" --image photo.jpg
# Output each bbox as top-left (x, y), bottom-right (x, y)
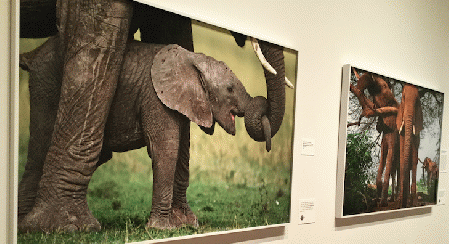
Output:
top-left (17, 1), bottom-right (297, 243)
top-left (338, 65), bottom-right (444, 217)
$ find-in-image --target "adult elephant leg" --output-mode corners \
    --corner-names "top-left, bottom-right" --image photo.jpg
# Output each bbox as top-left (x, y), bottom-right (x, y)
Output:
top-left (398, 136), bottom-right (409, 208)
top-left (133, 2), bottom-right (194, 51)
top-left (376, 136), bottom-right (387, 205)
top-left (410, 139), bottom-right (419, 206)
top-left (381, 134), bottom-right (396, 207)
top-left (20, 0), bottom-right (58, 38)
top-left (391, 138), bottom-right (400, 202)
top-left (18, 39), bottom-right (62, 222)
top-left (171, 122), bottom-right (199, 227)
top-left (19, 0), bottom-right (133, 233)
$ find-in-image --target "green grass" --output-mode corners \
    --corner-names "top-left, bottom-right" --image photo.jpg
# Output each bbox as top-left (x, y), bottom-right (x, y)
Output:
top-left (17, 22), bottom-right (295, 243)
top-left (18, 149), bottom-right (291, 243)
top-left (386, 179), bottom-right (432, 195)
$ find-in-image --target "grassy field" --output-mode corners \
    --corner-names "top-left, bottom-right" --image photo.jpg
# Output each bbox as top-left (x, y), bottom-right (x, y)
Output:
top-left (17, 21), bottom-right (296, 243)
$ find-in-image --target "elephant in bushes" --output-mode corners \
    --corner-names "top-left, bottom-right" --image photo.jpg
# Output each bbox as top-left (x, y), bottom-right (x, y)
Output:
top-left (420, 157), bottom-right (439, 187)
top-left (350, 70), bottom-right (400, 206)
top-left (396, 84), bottom-right (423, 208)
top-left (18, 34), bottom-right (287, 231)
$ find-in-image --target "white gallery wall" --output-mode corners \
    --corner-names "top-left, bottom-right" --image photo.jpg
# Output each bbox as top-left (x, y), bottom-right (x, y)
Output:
top-left (1, 0), bottom-right (449, 243)
top-left (1, 0), bottom-right (16, 243)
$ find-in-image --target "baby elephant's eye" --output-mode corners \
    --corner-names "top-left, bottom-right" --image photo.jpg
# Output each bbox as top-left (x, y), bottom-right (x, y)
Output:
top-left (227, 86), bottom-right (234, 93)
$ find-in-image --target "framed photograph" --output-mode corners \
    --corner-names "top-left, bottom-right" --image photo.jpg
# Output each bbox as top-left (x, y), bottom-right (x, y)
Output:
top-left (336, 64), bottom-right (444, 219)
top-left (16, 1), bottom-right (297, 243)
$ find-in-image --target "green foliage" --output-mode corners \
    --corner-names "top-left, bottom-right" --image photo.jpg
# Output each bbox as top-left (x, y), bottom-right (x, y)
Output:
top-left (418, 176), bottom-right (438, 203)
top-left (343, 132), bottom-right (377, 215)
top-left (417, 178), bottom-right (427, 194)
top-left (426, 179), bottom-right (438, 203)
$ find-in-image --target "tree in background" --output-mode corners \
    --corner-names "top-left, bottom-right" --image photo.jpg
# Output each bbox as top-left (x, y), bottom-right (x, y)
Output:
top-left (343, 132), bottom-right (377, 215)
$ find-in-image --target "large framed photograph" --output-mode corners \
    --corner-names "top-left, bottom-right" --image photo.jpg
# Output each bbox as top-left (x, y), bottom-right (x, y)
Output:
top-left (16, 1), bottom-right (297, 243)
top-left (336, 64), bottom-right (444, 219)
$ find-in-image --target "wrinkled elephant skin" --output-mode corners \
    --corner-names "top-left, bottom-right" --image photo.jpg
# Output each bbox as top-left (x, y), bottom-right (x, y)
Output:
top-left (17, 0), bottom-right (134, 233)
top-left (396, 84), bottom-right (423, 208)
top-left (244, 41), bottom-right (286, 151)
top-left (421, 157), bottom-right (439, 187)
top-left (19, 36), bottom-right (255, 231)
top-left (18, 0), bottom-right (287, 233)
top-left (352, 71), bottom-right (400, 206)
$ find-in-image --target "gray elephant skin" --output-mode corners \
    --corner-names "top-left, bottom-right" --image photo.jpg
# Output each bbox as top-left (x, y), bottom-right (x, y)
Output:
top-left (19, 35), bottom-right (262, 231)
top-left (19, 0), bottom-right (288, 233)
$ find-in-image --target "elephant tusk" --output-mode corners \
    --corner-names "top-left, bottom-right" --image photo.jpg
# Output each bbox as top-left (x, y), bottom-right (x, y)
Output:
top-left (261, 115), bottom-right (272, 152)
top-left (285, 77), bottom-right (294, 89)
top-left (250, 37), bottom-right (294, 89)
top-left (399, 121), bottom-right (404, 134)
top-left (413, 125), bottom-right (416, 135)
top-left (250, 37), bottom-right (278, 75)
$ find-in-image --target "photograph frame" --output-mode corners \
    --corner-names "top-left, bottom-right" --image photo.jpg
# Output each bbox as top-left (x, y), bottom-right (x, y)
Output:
top-left (12, 1), bottom-right (298, 243)
top-left (336, 64), bottom-right (444, 224)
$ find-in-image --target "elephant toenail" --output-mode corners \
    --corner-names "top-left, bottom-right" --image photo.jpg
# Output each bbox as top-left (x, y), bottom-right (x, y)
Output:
top-left (63, 224), bottom-right (78, 232)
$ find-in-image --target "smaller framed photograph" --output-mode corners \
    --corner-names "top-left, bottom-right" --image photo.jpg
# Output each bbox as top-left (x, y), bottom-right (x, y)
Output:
top-left (336, 64), bottom-right (444, 219)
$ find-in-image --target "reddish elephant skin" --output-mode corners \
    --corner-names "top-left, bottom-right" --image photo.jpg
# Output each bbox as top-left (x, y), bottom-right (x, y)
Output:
top-left (420, 157), bottom-right (438, 188)
top-left (396, 84), bottom-right (423, 208)
top-left (352, 70), bottom-right (400, 206)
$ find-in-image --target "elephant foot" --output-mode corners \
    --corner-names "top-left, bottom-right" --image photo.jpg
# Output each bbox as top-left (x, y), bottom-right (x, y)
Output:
top-left (18, 198), bottom-right (100, 233)
top-left (18, 191), bottom-right (38, 225)
top-left (380, 198), bottom-right (388, 207)
top-left (146, 213), bottom-right (174, 230)
top-left (171, 206), bottom-right (199, 228)
top-left (146, 206), bottom-right (198, 229)
top-left (390, 200), bottom-right (402, 210)
top-left (17, 167), bottom-right (44, 223)
top-left (410, 194), bottom-right (418, 207)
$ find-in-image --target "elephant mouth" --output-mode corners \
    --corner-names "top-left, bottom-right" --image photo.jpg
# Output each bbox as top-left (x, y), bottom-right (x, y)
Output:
top-left (231, 108), bottom-right (244, 118)
top-left (222, 109), bottom-right (242, 136)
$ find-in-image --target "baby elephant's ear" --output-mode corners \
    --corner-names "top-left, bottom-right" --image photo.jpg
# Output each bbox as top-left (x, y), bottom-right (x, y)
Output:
top-left (152, 44), bottom-right (213, 128)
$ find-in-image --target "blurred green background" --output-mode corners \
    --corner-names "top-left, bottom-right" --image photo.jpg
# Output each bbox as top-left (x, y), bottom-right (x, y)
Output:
top-left (18, 20), bottom-right (297, 242)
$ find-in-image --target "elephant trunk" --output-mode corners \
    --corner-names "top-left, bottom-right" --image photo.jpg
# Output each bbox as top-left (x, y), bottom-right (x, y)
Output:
top-left (400, 114), bottom-right (413, 208)
top-left (398, 85), bottom-right (421, 208)
top-left (244, 41), bottom-right (286, 151)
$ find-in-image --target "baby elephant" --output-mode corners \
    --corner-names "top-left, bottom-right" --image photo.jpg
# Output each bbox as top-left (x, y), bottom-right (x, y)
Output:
top-left (18, 35), bottom-right (255, 231)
